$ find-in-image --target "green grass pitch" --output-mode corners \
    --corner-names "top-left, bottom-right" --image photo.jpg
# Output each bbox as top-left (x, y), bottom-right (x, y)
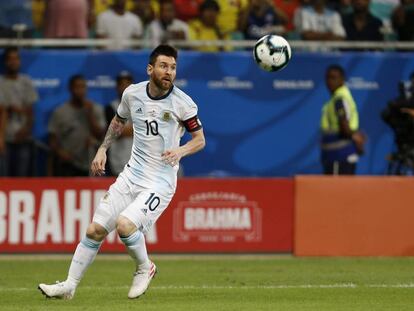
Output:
top-left (1, 255), bottom-right (414, 310)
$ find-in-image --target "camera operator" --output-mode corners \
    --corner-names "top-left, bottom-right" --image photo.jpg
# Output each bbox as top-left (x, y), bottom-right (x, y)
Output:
top-left (382, 72), bottom-right (414, 175)
top-left (400, 72), bottom-right (414, 117)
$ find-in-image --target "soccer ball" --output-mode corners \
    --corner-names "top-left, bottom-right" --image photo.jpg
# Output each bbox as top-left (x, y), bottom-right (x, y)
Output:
top-left (253, 35), bottom-right (292, 72)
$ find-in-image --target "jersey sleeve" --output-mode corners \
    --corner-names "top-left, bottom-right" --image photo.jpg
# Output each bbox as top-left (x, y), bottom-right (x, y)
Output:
top-left (116, 89), bottom-right (131, 120)
top-left (335, 98), bottom-right (350, 122)
top-left (181, 97), bottom-right (202, 132)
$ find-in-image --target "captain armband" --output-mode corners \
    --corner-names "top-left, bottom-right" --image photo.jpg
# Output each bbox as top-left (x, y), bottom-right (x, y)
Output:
top-left (183, 115), bottom-right (202, 132)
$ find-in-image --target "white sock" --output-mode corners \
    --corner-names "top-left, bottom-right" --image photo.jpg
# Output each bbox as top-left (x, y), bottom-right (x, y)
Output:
top-left (66, 237), bottom-right (102, 288)
top-left (120, 230), bottom-right (150, 270)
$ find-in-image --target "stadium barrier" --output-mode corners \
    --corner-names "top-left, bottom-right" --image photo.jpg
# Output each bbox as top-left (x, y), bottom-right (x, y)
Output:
top-left (295, 176), bottom-right (414, 256)
top-left (0, 39), bottom-right (414, 50)
top-left (1, 176), bottom-right (414, 255)
top-left (0, 178), bottom-right (293, 253)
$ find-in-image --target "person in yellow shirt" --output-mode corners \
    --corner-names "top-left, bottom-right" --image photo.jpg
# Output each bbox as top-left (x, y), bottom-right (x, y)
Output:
top-left (320, 65), bottom-right (365, 175)
top-left (189, 0), bottom-right (229, 52)
top-left (94, 0), bottom-right (158, 15)
top-left (217, 0), bottom-right (248, 37)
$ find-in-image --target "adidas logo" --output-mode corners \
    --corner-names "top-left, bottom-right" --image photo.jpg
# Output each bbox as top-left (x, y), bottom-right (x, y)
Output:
top-left (135, 107), bottom-right (143, 114)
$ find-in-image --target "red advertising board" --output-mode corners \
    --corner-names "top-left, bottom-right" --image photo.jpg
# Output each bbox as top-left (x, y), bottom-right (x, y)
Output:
top-left (0, 178), bottom-right (293, 253)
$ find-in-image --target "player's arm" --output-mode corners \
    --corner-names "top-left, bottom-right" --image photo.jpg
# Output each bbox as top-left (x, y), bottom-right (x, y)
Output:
top-left (162, 115), bottom-right (206, 167)
top-left (162, 129), bottom-right (205, 166)
top-left (91, 114), bottom-right (127, 176)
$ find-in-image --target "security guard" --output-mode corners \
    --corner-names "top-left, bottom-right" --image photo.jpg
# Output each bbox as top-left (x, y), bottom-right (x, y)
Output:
top-left (320, 64), bottom-right (365, 175)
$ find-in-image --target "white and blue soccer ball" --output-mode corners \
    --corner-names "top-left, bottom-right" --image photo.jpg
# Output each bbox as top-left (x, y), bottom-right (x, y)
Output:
top-left (253, 34), bottom-right (292, 72)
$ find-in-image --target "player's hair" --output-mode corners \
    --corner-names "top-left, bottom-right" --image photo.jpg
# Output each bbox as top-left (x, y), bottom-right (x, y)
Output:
top-left (2, 46), bottom-right (19, 62)
top-left (327, 64), bottom-right (345, 78)
top-left (149, 44), bottom-right (178, 65)
top-left (68, 74), bottom-right (85, 89)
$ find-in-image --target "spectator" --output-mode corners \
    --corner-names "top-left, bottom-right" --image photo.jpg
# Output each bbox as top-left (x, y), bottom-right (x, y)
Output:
top-left (0, 0), bottom-right (34, 38)
top-left (240, 0), bottom-right (287, 40)
top-left (95, 0), bottom-right (135, 15)
top-left (174, 0), bottom-right (204, 21)
top-left (217, 0), bottom-right (249, 38)
top-left (96, 0), bottom-right (143, 49)
top-left (44, 0), bottom-right (92, 39)
top-left (370, 0), bottom-right (399, 24)
top-left (48, 75), bottom-right (106, 177)
top-left (0, 101), bottom-right (6, 176)
top-left (148, 0), bottom-right (190, 47)
top-left (391, 0), bottom-right (414, 41)
top-left (104, 71), bottom-right (134, 176)
top-left (342, 0), bottom-right (384, 41)
top-left (0, 47), bottom-right (38, 176)
top-left (320, 65), bottom-right (365, 175)
top-left (273, 0), bottom-right (301, 31)
top-left (189, 0), bottom-right (227, 52)
top-left (295, 0), bottom-right (345, 40)
top-left (133, 0), bottom-right (157, 30)
top-left (327, 0), bottom-right (353, 15)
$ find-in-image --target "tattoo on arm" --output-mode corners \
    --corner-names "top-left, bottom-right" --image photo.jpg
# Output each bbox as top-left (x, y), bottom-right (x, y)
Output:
top-left (100, 116), bottom-right (127, 150)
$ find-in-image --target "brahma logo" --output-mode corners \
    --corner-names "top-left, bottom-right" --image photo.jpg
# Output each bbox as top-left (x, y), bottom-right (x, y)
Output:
top-left (173, 192), bottom-right (262, 243)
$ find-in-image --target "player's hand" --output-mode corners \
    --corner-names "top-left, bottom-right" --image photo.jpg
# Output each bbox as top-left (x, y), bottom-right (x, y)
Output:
top-left (161, 149), bottom-right (182, 167)
top-left (91, 147), bottom-right (107, 176)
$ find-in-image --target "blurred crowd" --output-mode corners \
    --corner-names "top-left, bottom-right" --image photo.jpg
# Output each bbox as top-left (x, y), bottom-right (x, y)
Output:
top-left (0, 46), bottom-right (134, 177)
top-left (0, 1), bottom-right (413, 178)
top-left (0, 0), bottom-right (412, 51)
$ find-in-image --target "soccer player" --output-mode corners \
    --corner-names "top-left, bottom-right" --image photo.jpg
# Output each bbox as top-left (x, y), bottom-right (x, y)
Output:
top-left (38, 44), bottom-right (206, 300)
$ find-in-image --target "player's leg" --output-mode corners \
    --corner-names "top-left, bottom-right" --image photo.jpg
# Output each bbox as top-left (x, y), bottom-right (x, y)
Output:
top-left (118, 190), bottom-right (173, 299)
top-left (38, 222), bottom-right (108, 299)
top-left (38, 174), bottom-right (134, 299)
top-left (117, 215), bottom-right (151, 271)
top-left (66, 222), bottom-right (108, 288)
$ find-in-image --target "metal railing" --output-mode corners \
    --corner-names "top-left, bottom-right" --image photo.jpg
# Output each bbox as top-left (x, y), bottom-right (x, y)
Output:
top-left (0, 38), bottom-right (413, 51)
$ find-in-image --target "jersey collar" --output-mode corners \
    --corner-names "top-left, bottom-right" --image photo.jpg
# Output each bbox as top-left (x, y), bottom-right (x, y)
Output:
top-left (146, 82), bottom-right (174, 100)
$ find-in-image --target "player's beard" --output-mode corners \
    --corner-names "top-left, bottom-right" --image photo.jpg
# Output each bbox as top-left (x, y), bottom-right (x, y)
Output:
top-left (152, 74), bottom-right (173, 91)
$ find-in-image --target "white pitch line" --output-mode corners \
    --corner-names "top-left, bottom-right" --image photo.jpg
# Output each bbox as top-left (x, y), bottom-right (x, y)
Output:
top-left (368, 284), bottom-right (414, 288)
top-left (3, 283), bottom-right (414, 292)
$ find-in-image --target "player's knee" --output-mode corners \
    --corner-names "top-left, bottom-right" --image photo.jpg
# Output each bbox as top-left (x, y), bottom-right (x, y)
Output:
top-left (86, 222), bottom-right (107, 242)
top-left (116, 216), bottom-right (137, 237)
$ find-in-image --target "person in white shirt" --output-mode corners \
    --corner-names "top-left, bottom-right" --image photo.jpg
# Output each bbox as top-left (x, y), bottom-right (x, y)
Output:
top-left (147, 0), bottom-right (190, 47)
top-left (295, 0), bottom-right (345, 40)
top-left (96, 0), bottom-right (143, 50)
top-left (38, 45), bottom-right (206, 300)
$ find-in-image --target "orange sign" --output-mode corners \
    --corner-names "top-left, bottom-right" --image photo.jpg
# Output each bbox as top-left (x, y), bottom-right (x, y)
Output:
top-left (295, 176), bottom-right (414, 256)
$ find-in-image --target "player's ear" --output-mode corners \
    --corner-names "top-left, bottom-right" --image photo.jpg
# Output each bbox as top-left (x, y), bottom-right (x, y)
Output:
top-left (147, 64), bottom-right (153, 76)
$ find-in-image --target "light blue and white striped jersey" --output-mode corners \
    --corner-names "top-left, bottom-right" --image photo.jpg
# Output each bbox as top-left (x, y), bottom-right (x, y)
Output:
top-left (117, 81), bottom-right (201, 195)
